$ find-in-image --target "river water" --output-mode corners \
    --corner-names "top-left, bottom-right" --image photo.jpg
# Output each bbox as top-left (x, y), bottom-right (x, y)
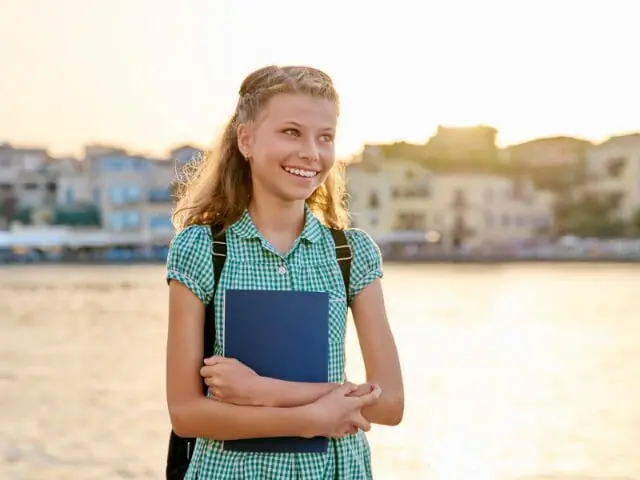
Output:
top-left (1, 263), bottom-right (640, 480)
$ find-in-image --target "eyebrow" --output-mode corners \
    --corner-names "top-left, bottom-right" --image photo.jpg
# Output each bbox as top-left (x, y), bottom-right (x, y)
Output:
top-left (281, 121), bottom-right (335, 131)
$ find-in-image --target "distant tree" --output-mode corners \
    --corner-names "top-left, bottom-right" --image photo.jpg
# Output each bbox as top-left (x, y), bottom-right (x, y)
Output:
top-left (630, 208), bottom-right (640, 237)
top-left (555, 192), bottom-right (626, 238)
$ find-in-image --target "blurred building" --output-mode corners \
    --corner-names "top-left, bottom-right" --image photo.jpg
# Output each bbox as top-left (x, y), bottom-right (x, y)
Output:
top-left (579, 133), bottom-right (640, 221)
top-left (1, 142), bottom-right (199, 249)
top-left (75, 152), bottom-right (176, 245)
top-left (425, 125), bottom-right (499, 162)
top-left (0, 143), bottom-right (56, 228)
top-left (345, 146), bottom-right (394, 237)
top-left (347, 144), bottom-right (556, 250)
top-left (385, 160), bottom-right (432, 232)
top-left (428, 173), bottom-right (555, 249)
top-left (502, 136), bottom-right (592, 167)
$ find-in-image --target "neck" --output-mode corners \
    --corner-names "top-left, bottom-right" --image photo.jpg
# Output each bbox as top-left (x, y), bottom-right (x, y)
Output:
top-left (248, 194), bottom-right (306, 240)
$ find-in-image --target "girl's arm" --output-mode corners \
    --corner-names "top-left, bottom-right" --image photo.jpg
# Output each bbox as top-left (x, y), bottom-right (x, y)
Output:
top-left (256, 378), bottom-right (340, 407)
top-left (167, 280), bottom-right (311, 439)
top-left (199, 356), bottom-right (341, 408)
top-left (351, 278), bottom-right (404, 426)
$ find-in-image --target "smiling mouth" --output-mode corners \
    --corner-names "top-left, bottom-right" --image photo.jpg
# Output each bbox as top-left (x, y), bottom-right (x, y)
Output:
top-left (282, 166), bottom-right (319, 178)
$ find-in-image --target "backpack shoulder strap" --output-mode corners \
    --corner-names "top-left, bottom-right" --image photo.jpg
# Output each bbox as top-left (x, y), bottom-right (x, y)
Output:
top-left (329, 228), bottom-right (352, 306)
top-left (210, 225), bottom-right (227, 293)
top-left (202, 225), bottom-right (226, 393)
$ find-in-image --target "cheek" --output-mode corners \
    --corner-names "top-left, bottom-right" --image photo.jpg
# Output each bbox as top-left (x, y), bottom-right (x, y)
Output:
top-left (252, 145), bottom-right (288, 171)
top-left (320, 148), bottom-right (336, 170)
top-left (255, 134), bottom-right (294, 160)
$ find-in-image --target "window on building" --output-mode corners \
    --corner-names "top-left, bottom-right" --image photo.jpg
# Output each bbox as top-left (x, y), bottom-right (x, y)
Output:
top-left (125, 185), bottom-right (142, 202)
top-left (149, 214), bottom-right (173, 230)
top-left (148, 186), bottom-right (172, 203)
top-left (606, 156), bottom-right (626, 177)
top-left (368, 192), bottom-right (380, 209)
top-left (109, 210), bottom-right (141, 230)
top-left (395, 213), bottom-right (425, 230)
top-left (109, 184), bottom-right (142, 204)
top-left (126, 210), bottom-right (141, 227)
top-left (109, 185), bottom-right (124, 204)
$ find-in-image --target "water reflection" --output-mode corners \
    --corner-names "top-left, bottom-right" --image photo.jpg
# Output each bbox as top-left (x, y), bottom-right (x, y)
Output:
top-left (347, 263), bottom-right (640, 479)
top-left (1, 263), bottom-right (640, 479)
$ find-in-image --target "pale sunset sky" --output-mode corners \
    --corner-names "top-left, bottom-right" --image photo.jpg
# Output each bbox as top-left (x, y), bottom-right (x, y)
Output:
top-left (1, 0), bottom-right (638, 159)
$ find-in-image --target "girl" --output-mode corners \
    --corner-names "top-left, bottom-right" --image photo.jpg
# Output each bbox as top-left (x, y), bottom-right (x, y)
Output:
top-left (166, 65), bottom-right (404, 479)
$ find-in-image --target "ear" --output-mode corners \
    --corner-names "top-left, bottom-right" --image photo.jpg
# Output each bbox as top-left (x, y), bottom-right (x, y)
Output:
top-left (236, 123), bottom-right (254, 159)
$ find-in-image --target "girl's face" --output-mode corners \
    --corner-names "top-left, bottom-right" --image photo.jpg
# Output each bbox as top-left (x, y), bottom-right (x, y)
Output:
top-left (238, 93), bottom-right (337, 205)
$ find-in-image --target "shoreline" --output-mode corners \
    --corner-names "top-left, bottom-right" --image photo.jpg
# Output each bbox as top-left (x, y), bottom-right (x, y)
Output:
top-left (2, 256), bottom-right (640, 267)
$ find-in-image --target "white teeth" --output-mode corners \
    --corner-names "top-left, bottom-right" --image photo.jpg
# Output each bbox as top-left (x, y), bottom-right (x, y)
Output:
top-left (284, 167), bottom-right (318, 178)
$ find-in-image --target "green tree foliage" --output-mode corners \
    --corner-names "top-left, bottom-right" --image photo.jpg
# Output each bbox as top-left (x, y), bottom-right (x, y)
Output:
top-left (554, 192), bottom-right (626, 238)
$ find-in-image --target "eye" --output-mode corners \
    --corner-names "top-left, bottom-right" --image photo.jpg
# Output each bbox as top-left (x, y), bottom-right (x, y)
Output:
top-left (320, 134), bottom-right (334, 143)
top-left (282, 128), bottom-right (300, 136)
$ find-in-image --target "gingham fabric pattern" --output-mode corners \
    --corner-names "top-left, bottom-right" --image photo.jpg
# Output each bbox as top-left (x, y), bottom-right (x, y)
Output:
top-left (166, 204), bottom-right (384, 480)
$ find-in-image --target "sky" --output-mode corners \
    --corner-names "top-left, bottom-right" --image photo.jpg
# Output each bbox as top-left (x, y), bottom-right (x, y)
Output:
top-left (1, 0), bottom-right (639, 159)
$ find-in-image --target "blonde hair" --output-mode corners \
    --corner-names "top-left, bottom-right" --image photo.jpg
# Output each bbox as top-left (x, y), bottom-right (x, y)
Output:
top-left (172, 65), bottom-right (349, 231)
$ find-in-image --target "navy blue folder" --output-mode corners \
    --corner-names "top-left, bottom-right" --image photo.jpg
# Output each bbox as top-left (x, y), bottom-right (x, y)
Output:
top-left (222, 289), bottom-right (330, 453)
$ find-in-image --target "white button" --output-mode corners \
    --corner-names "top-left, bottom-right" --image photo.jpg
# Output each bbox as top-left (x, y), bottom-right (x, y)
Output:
top-left (277, 265), bottom-right (287, 275)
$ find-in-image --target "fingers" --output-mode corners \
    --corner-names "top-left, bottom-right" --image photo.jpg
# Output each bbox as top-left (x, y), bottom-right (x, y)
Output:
top-left (350, 412), bottom-right (371, 432)
top-left (346, 382), bottom-right (374, 398)
top-left (208, 387), bottom-right (220, 398)
top-left (332, 424), bottom-right (358, 438)
top-left (333, 381), bottom-right (358, 396)
top-left (203, 355), bottom-right (226, 366)
top-left (200, 358), bottom-right (230, 377)
top-left (354, 385), bottom-right (382, 409)
top-left (203, 376), bottom-right (216, 387)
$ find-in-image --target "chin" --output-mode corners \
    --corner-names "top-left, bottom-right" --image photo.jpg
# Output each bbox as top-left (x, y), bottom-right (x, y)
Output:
top-left (277, 185), bottom-right (318, 203)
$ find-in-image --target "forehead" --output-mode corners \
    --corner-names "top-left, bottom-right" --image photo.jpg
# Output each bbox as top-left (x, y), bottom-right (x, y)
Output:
top-left (258, 93), bottom-right (337, 128)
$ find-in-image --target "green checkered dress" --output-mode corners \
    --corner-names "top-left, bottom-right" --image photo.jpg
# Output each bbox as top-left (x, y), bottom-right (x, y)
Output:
top-left (166, 204), bottom-right (384, 479)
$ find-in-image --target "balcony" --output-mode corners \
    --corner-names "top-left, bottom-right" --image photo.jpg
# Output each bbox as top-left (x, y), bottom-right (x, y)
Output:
top-left (394, 213), bottom-right (426, 230)
top-left (52, 204), bottom-right (101, 227)
top-left (393, 185), bottom-right (430, 199)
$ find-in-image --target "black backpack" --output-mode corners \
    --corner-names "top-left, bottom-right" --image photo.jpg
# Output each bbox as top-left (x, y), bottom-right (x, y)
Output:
top-left (165, 225), bottom-right (353, 479)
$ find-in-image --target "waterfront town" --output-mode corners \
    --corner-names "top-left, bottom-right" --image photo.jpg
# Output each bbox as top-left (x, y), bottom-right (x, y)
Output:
top-left (2, 125), bottom-right (640, 263)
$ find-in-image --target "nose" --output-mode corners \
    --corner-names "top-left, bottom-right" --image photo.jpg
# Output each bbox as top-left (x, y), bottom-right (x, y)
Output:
top-left (298, 138), bottom-right (320, 162)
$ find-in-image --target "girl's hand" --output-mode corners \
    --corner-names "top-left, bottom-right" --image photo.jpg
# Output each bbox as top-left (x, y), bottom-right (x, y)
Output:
top-left (302, 382), bottom-right (382, 438)
top-left (347, 382), bottom-right (379, 398)
top-left (200, 356), bottom-right (265, 406)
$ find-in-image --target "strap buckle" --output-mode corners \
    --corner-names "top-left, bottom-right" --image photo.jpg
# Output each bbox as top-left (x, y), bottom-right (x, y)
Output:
top-left (213, 239), bottom-right (227, 257)
top-left (335, 244), bottom-right (352, 261)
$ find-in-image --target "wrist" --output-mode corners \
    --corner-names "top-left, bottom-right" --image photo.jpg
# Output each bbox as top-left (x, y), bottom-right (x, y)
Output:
top-left (295, 403), bottom-right (321, 438)
top-left (252, 376), bottom-right (275, 407)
